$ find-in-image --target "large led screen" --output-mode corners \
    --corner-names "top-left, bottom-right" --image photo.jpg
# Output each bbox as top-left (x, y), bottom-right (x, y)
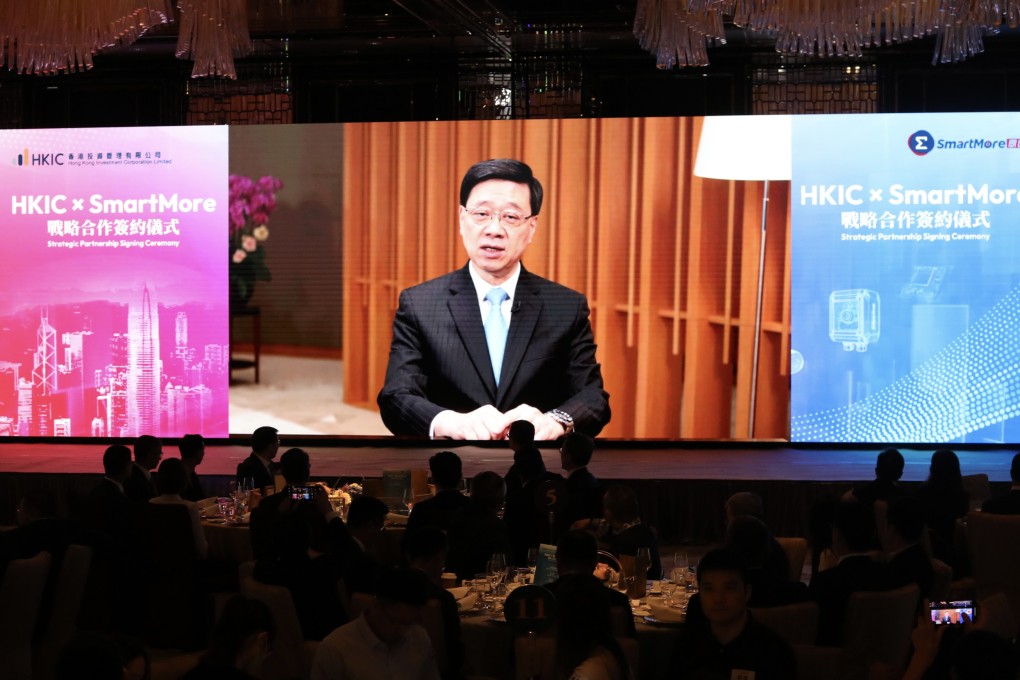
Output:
top-left (791, 113), bottom-right (1020, 443)
top-left (0, 127), bottom-right (230, 438)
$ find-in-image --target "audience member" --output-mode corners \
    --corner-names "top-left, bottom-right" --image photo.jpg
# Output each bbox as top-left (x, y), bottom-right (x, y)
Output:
top-left (503, 445), bottom-right (562, 565)
top-left (149, 457), bottom-right (208, 558)
top-left (724, 516), bottom-right (807, 605)
top-left (406, 451), bottom-right (470, 535)
top-left (504, 419), bottom-right (537, 498)
top-left (882, 495), bottom-right (934, 599)
top-left (312, 567), bottom-right (441, 680)
top-left (847, 447), bottom-right (909, 506)
top-left (403, 527), bottom-right (465, 680)
top-left (555, 575), bottom-right (632, 680)
top-left (982, 452), bottom-right (1020, 514)
top-left (180, 596), bottom-right (276, 680)
top-left (724, 491), bottom-right (790, 585)
top-left (342, 495), bottom-right (391, 597)
top-left (124, 435), bottom-right (162, 506)
top-left (445, 471), bottom-right (511, 581)
top-left (560, 432), bottom-right (602, 523)
top-left (546, 529), bottom-right (635, 638)
top-left (82, 444), bottom-right (136, 546)
top-left (236, 425), bottom-right (280, 491)
top-left (669, 548), bottom-right (796, 680)
top-left (916, 449), bottom-right (969, 570)
top-left (902, 622), bottom-right (1018, 680)
top-left (810, 500), bottom-right (890, 646)
top-left (251, 448), bottom-right (353, 640)
top-left (578, 484), bottom-right (662, 580)
top-left (179, 434), bottom-right (207, 503)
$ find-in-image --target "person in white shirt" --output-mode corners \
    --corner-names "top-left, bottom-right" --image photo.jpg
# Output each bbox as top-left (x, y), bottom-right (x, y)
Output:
top-left (311, 566), bottom-right (440, 680)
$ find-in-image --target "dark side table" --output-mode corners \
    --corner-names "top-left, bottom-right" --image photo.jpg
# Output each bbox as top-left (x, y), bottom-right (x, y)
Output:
top-left (229, 305), bottom-right (261, 383)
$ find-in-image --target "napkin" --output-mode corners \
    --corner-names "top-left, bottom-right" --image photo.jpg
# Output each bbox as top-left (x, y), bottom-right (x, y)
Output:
top-left (457, 592), bottom-right (479, 611)
top-left (648, 599), bottom-right (685, 623)
top-left (447, 586), bottom-right (469, 600)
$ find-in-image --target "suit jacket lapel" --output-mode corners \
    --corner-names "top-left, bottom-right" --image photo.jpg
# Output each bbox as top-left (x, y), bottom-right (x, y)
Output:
top-left (497, 268), bottom-right (541, 406)
top-left (447, 266), bottom-right (498, 400)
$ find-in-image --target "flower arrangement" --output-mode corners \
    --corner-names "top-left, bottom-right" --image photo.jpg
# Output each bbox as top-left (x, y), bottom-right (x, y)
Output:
top-left (329, 481), bottom-right (363, 506)
top-left (229, 174), bottom-right (283, 308)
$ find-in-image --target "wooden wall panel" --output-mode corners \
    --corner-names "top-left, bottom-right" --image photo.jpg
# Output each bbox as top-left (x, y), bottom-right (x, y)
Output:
top-left (343, 118), bottom-right (793, 440)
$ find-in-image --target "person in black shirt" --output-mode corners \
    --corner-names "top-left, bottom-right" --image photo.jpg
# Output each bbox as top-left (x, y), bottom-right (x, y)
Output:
top-left (670, 548), bottom-right (797, 680)
top-left (179, 434), bottom-right (207, 503)
top-left (407, 451), bottom-right (470, 535)
top-left (236, 426), bottom-right (280, 492)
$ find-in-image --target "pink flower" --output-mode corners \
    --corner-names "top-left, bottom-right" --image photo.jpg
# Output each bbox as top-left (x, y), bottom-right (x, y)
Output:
top-left (253, 225), bottom-right (270, 241)
top-left (232, 249), bottom-right (247, 263)
top-left (242, 235), bottom-right (257, 252)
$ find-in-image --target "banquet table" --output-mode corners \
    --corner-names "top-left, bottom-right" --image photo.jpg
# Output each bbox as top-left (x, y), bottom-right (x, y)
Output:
top-left (458, 595), bottom-right (683, 680)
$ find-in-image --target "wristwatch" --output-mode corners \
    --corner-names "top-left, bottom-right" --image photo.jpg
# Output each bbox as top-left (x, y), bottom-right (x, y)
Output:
top-left (545, 409), bottom-right (575, 434)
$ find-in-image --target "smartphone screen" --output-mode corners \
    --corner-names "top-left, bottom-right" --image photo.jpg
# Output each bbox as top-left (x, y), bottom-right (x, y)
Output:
top-left (289, 486), bottom-right (312, 501)
top-left (929, 600), bottom-right (975, 625)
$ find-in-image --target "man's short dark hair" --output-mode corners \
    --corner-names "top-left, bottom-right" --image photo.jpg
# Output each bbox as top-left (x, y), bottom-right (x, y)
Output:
top-left (156, 458), bottom-right (187, 496)
top-left (279, 448), bottom-right (311, 485)
top-left (251, 426), bottom-right (278, 453)
top-left (374, 566), bottom-right (429, 607)
top-left (561, 432), bottom-right (594, 467)
top-left (513, 446), bottom-right (546, 481)
top-left (725, 492), bottom-right (765, 522)
top-left (886, 495), bottom-right (925, 543)
top-left (697, 547), bottom-right (749, 586)
top-left (178, 434), bottom-right (205, 462)
top-left (833, 500), bottom-right (875, 552)
top-left (428, 451), bottom-right (462, 489)
top-left (468, 470), bottom-right (506, 513)
top-left (347, 495), bottom-right (390, 529)
top-left (403, 526), bottom-right (448, 563)
top-left (459, 159), bottom-right (543, 216)
top-left (876, 448), bottom-right (905, 482)
top-left (602, 485), bottom-right (639, 523)
top-left (1011, 452), bottom-right (1020, 484)
top-left (102, 444), bottom-right (132, 478)
top-left (556, 529), bottom-right (598, 572)
top-left (508, 420), bottom-right (536, 448)
top-left (133, 435), bottom-right (162, 465)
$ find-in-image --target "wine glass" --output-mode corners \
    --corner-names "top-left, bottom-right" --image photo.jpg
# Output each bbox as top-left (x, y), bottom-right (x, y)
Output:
top-left (403, 488), bottom-right (415, 514)
top-left (660, 579), bottom-right (677, 607)
top-left (489, 552), bottom-right (508, 584)
top-left (685, 558), bottom-right (699, 593)
top-left (526, 547), bottom-right (538, 574)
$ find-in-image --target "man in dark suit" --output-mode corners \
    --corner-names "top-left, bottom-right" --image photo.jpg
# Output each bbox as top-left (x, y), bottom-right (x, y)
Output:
top-left (406, 451), bottom-right (470, 535)
top-left (236, 425), bottom-right (279, 491)
top-left (377, 158), bottom-right (610, 440)
top-left (560, 432), bottom-right (602, 523)
top-left (123, 435), bottom-right (161, 506)
top-left (403, 527), bottom-right (465, 680)
top-left (178, 433), bottom-right (206, 503)
top-left (982, 452), bottom-right (1020, 514)
top-left (82, 445), bottom-right (136, 546)
top-left (883, 495), bottom-right (934, 599)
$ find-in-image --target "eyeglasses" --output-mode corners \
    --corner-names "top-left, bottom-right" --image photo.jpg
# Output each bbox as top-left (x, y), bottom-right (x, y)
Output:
top-left (465, 207), bottom-right (533, 228)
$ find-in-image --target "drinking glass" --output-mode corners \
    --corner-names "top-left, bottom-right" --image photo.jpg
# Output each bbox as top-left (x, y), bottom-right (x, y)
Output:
top-left (660, 580), bottom-right (677, 607)
top-left (216, 496), bottom-right (231, 517)
top-left (526, 547), bottom-right (538, 573)
top-left (685, 559), bottom-right (698, 593)
top-left (403, 488), bottom-right (415, 513)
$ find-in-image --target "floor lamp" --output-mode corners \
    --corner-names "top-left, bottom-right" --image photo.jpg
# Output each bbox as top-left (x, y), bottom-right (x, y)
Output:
top-left (693, 115), bottom-right (792, 438)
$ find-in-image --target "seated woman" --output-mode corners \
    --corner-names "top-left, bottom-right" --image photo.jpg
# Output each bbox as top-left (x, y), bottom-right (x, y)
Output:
top-left (576, 484), bottom-right (662, 580)
top-left (149, 457), bottom-right (208, 559)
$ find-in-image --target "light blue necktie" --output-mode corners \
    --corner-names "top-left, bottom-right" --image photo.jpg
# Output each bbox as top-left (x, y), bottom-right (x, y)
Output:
top-left (484, 287), bottom-right (509, 384)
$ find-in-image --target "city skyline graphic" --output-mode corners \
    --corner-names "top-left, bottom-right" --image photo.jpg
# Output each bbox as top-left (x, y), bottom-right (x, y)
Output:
top-left (0, 285), bottom-right (228, 437)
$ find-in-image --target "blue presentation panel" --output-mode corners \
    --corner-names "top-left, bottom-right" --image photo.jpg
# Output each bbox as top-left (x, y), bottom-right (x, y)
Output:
top-left (790, 113), bottom-right (1020, 443)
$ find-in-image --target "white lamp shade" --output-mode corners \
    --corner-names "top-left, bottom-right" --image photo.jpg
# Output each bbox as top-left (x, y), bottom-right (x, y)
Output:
top-left (693, 115), bottom-right (792, 181)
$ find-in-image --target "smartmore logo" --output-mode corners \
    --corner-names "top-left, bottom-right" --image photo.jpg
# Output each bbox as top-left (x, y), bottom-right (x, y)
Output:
top-left (908, 130), bottom-right (934, 156)
top-left (909, 130), bottom-right (1020, 155)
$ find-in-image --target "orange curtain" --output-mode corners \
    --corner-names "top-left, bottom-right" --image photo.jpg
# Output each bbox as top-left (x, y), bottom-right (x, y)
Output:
top-left (342, 118), bottom-right (791, 439)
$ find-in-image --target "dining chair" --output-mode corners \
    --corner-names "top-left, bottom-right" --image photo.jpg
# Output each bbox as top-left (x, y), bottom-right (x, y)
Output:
top-left (0, 551), bottom-right (52, 680)
top-left (838, 584), bottom-right (920, 680)
top-left (965, 510), bottom-right (1020, 625)
top-left (241, 574), bottom-right (319, 680)
top-left (750, 600), bottom-right (820, 646)
top-left (961, 474), bottom-right (991, 511)
top-left (32, 544), bottom-right (93, 680)
top-left (775, 537), bottom-right (808, 582)
top-left (143, 502), bottom-right (204, 649)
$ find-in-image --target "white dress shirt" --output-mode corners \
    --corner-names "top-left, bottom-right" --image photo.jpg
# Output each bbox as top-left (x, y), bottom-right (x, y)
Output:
top-left (311, 614), bottom-right (440, 680)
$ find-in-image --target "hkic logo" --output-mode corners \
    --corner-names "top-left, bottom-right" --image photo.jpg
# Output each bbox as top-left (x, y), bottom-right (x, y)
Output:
top-left (908, 130), bottom-right (934, 156)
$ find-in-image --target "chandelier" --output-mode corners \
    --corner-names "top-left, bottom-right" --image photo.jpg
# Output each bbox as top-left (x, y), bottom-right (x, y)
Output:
top-left (0, 0), bottom-right (251, 78)
top-left (634, 0), bottom-right (1020, 68)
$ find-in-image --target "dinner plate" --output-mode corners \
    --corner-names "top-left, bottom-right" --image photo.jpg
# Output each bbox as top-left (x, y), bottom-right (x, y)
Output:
top-left (644, 615), bottom-right (685, 626)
